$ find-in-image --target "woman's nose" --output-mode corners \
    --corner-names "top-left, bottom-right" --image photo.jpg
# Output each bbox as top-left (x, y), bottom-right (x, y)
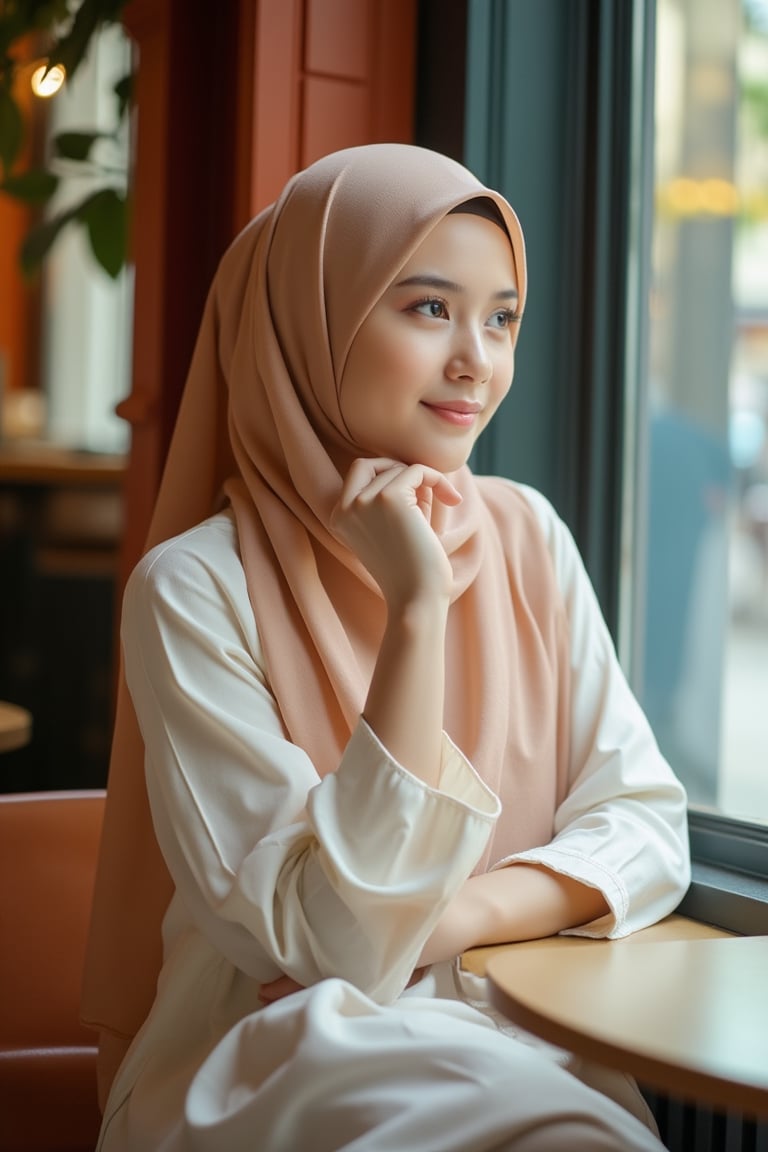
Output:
top-left (446, 327), bottom-right (492, 383)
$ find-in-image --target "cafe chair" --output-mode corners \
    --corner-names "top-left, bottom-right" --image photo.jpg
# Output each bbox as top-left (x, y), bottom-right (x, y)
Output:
top-left (0, 790), bottom-right (105, 1152)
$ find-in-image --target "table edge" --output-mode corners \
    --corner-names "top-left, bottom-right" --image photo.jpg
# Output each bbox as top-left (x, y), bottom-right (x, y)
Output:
top-left (486, 947), bottom-right (768, 1119)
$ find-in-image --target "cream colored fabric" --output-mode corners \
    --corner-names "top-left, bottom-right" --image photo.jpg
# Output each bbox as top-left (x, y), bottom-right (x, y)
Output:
top-left (96, 486), bottom-right (685, 1149)
top-left (82, 145), bottom-right (689, 1144)
top-left (83, 146), bottom-right (563, 1095)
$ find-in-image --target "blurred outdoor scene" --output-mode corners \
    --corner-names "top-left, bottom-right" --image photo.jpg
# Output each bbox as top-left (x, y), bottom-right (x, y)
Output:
top-left (641, 0), bottom-right (768, 821)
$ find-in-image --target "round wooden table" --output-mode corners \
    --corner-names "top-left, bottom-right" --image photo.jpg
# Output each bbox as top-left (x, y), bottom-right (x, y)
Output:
top-left (480, 915), bottom-right (768, 1120)
top-left (0, 701), bottom-right (32, 752)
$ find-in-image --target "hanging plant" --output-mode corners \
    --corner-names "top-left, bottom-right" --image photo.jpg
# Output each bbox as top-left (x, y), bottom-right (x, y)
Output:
top-left (0, 0), bottom-right (132, 278)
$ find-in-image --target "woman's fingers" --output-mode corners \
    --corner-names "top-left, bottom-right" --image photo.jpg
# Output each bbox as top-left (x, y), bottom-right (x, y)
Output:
top-left (258, 974), bottom-right (305, 1005)
top-left (330, 459), bottom-right (460, 604)
top-left (338, 458), bottom-right (462, 514)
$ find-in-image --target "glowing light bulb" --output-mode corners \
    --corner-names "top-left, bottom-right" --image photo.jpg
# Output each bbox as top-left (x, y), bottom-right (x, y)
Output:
top-left (31, 63), bottom-right (66, 98)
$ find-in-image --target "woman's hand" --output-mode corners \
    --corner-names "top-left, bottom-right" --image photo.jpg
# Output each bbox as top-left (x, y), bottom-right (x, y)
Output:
top-left (258, 974), bottom-right (305, 1006)
top-left (330, 458), bottom-right (461, 609)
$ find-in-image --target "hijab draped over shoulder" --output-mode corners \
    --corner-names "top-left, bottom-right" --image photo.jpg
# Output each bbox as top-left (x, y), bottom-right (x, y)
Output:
top-left (83, 144), bottom-right (571, 1103)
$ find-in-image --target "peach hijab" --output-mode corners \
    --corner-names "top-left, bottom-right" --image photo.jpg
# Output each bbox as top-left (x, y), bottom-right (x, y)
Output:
top-left (83, 144), bottom-right (571, 1102)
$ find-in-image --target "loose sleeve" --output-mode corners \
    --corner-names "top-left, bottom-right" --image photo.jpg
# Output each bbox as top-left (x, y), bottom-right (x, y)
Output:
top-left (494, 485), bottom-right (691, 938)
top-left (121, 516), bottom-right (499, 1003)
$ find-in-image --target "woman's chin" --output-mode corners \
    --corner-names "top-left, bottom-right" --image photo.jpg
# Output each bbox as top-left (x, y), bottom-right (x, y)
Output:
top-left (332, 439), bottom-right (474, 478)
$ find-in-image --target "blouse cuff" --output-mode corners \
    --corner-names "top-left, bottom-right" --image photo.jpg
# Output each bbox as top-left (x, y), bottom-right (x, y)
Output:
top-left (353, 718), bottom-right (501, 819)
top-left (490, 845), bottom-right (629, 938)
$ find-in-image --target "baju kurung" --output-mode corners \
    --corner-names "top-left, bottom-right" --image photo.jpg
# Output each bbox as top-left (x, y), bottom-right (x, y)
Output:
top-left (96, 483), bottom-right (689, 1152)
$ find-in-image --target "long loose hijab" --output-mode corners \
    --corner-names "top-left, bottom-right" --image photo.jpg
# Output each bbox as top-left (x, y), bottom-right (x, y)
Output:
top-left (82, 145), bottom-right (571, 1103)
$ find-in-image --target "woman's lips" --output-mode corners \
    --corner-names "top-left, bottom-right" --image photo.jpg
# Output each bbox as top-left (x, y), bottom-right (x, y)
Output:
top-left (422, 400), bottom-right (482, 427)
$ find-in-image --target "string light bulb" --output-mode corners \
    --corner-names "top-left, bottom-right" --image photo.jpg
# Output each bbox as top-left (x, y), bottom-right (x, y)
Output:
top-left (30, 62), bottom-right (66, 98)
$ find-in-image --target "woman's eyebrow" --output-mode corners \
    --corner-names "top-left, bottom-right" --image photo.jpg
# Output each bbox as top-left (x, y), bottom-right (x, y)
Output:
top-left (394, 274), bottom-right (518, 301)
top-left (395, 274), bottom-right (463, 292)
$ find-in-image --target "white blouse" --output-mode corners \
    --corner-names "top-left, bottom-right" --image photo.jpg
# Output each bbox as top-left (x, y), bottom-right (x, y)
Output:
top-left (99, 480), bottom-right (689, 1149)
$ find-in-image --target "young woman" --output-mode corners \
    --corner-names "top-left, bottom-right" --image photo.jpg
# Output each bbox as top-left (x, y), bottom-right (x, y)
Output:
top-left (84, 144), bottom-right (690, 1151)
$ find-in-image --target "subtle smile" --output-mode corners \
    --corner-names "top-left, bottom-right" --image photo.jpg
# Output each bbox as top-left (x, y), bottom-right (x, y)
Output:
top-left (421, 400), bottom-right (482, 427)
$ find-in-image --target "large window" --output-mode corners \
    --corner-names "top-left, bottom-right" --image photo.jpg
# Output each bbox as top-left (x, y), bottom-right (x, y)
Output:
top-left (458, 0), bottom-right (768, 903)
top-left (636, 0), bottom-right (768, 827)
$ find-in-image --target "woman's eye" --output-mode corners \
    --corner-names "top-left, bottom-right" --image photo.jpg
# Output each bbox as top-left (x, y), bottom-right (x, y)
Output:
top-left (487, 308), bottom-right (517, 330)
top-left (412, 297), bottom-right (449, 319)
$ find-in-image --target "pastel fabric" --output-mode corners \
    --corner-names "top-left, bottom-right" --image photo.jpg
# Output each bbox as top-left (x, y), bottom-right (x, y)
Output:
top-left (82, 145), bottom-right (690, 1149)
top-left (84, 144), bottom-right (552, 1089)
top-left (97, 490), bottom-right (686, 1150)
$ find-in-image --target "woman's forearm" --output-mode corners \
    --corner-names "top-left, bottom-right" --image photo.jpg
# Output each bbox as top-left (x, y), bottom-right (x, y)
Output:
top-left (418, 864), bottom-right (611, 965)
top-left (330, 458), bottom-right (460, 790)
top-left (363, 595), bottom-right (449, 791)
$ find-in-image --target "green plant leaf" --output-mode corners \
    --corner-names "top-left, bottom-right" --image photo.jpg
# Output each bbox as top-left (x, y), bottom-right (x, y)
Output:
top-left (48, 0), bottom-right (128, 82)
top-left (2, 1), bottom-right (131, 275)
top-left (0, 167), bottom-right (59, 202)
top-left (78, 186), bottom-right (126, 278)
top-left (0, 2), bottom-right (67, 57)
top-left (53, 129), bottom-right (112, 161)
top-left (19, 203), bottom-right (80, 278)
top-left (113, 71), bottom-right (132, 120)
top-left (27, 1), bottom-right (71, 31)
top-left (0, 87), bottom-right (23, 176)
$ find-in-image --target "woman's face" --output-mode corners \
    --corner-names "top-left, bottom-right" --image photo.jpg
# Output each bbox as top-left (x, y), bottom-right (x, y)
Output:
top-left (339, 210), bottom-right (520, 475)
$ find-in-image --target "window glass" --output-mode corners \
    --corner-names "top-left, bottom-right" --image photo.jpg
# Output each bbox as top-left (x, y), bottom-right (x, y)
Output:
top-left (640, 0), bottom-right (768, 823)
top-left (43, 22), bottom-right (132, 453)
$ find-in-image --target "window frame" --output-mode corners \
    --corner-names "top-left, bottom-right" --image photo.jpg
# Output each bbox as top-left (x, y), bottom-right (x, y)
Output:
top-left (682, 811), bottom-right (768, 933)
top-left (455, 0), bottom-right (768, 924)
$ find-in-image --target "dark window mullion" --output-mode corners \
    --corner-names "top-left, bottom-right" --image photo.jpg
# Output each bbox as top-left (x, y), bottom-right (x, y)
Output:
top-left (463, 1), bottom-right (636, 635)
